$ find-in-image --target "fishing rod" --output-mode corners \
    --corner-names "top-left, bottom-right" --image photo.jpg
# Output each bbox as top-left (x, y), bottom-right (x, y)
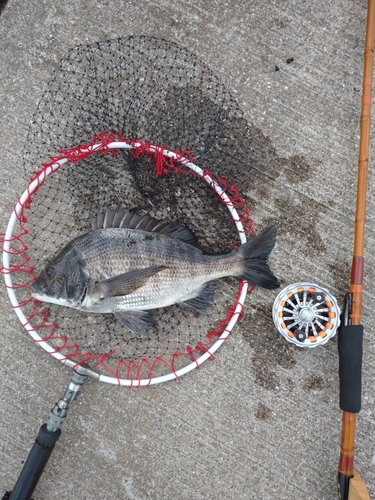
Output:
top-left (337, 1), bottom-right (375, 498)
top-left (273, 2), bottom-right (374, 497)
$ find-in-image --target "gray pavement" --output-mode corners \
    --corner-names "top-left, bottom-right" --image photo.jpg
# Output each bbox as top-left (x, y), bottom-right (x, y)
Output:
top-left (1, 1), bottom-right (375, 499)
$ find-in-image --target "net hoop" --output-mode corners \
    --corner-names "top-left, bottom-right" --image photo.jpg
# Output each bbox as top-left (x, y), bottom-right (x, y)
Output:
top-left (2, 136), bottom-right (249, 386)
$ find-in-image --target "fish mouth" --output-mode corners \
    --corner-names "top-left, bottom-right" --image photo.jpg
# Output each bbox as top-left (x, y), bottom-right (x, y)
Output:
top-left (31, 290), bottom-right (71, 307)
top-left (31, 291), bottom-right (46, 302)
top-left (31, 281), bottom-right (71, 307)
top-left (31, 281), bottom-right (45, 296)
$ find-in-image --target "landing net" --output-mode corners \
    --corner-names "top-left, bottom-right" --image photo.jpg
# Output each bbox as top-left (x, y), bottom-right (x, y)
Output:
top-left (1, 36), bottom-right (259, 386)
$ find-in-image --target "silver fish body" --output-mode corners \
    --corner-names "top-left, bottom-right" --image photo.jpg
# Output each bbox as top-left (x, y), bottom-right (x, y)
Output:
top-left (31, 208), bottom-right (279, 337)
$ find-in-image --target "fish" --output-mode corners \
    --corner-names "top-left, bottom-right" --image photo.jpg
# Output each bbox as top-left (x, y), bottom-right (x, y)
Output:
top-left (31, 207), bottom-right (280, 337)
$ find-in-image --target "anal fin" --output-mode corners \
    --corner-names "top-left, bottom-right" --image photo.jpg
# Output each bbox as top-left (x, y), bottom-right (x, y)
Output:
top-left (113, 310), bottom-right (155, 338)
top-left (179, 281), bottom-right (217, 313)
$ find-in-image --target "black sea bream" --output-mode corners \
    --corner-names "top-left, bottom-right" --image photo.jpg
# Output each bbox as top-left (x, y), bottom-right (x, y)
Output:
top-left (31, 208), bottom-right (279, 337)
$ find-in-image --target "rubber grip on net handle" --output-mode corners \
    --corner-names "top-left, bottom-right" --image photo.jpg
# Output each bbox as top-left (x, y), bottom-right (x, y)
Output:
top-left (7, 425), bottom-right (61, 500)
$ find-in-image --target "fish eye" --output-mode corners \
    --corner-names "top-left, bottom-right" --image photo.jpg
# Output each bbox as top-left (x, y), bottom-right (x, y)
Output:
top-left (44, 267), bottom-right (55, 279)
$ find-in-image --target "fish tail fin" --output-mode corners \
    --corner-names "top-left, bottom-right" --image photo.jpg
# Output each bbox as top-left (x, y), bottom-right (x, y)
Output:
top-left (236, 226), bottom-right (280, 290)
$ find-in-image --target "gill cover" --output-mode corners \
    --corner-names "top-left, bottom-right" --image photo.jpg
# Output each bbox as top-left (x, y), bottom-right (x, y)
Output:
top-left (65, 257), bottom-right (87, 304)
top-left (31, 245), bottom-right (87, 306)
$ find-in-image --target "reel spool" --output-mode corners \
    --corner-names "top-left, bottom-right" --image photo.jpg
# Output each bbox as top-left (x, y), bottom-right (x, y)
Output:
top-left (272, 282), bottom-right (340, 347)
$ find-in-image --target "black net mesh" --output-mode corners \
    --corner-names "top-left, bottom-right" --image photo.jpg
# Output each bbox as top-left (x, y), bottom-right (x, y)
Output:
top-left (18, 36), bottom-right (268, 380)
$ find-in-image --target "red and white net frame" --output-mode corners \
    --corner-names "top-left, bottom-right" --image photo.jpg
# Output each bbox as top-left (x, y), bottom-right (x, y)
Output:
top-left (1, 133), bottom-right (255, 387)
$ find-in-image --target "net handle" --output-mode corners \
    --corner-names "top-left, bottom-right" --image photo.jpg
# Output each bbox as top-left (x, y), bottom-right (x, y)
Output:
top-left (2, 141), bottom-right (248, 386)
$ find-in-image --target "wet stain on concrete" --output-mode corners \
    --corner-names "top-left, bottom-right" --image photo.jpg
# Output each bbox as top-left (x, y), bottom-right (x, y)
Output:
top-left (255, 402), bottom-right (272, 420)
top-left (328, 260), bottom-right (352, 298)
top-left (251, 357), bottom-right (280, 391)
top-left (245, 133), bottom-right (326, 258)
top-left (271, 194), bottom-right (326, 255)
top-left (303, 375), bottom-right (324, 391)
top-left (278, 155), bottom-right (312, 183)
top-left (241, 301), bottom-right (297, 390)
top-left (237, 129), bottom-right (327, 389)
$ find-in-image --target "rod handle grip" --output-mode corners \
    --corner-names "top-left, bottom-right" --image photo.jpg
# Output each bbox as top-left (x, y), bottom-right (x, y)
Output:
top-left (338, 324), bottom-right (363, 413)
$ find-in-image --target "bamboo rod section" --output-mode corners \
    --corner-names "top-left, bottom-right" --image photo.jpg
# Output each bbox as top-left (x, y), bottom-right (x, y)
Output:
top-left (338, 1), bottom-right (375, 498)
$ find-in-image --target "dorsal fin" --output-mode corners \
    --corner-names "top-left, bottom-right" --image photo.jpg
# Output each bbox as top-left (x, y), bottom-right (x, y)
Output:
top-left (91, 207), bottom-right (197, 245)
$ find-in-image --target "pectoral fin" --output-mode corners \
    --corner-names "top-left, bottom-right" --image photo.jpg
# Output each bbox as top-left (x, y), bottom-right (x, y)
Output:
top-left (113, 310), bottom-right (154, 338)
top-left (95, 265), bottom-right (168, 299)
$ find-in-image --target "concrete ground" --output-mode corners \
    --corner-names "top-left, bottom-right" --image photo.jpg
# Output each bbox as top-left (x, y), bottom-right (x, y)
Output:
top-left (1, 1), bottom-right (374, 499)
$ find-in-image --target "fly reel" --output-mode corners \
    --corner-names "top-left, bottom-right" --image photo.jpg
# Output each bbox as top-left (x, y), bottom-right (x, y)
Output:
top-left (272, 283), bottom-right (340, 347)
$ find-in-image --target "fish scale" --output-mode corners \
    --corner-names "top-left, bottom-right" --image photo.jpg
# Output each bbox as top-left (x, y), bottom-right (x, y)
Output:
top-left (78, 228), bottom-right (234, 312)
